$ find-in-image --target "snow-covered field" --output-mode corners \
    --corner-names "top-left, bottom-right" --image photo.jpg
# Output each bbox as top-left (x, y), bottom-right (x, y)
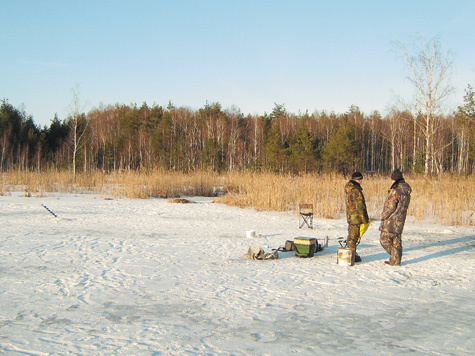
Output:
top-left (0, 192), bottom-right (473, 355)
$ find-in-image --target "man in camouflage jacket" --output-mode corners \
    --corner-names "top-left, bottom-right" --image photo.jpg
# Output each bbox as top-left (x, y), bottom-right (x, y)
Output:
top-left (379, 169), bottom-right (412, 266)
top-left (345, 172), bottom-right (369, 262)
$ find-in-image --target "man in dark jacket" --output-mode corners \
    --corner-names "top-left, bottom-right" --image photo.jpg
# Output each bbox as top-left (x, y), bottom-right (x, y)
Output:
top-left (379, 169), bottom-right (412, 266)
top-left (345, 171), bottom-right (369, 263)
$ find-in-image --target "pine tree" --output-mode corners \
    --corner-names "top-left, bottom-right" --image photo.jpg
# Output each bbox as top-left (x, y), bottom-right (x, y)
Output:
top-left (457, 85), bottom-right (475, 173)
top-left (321, 124), bottom-right (358, 174)
top-left (287, 126), bottom-right (317, 173)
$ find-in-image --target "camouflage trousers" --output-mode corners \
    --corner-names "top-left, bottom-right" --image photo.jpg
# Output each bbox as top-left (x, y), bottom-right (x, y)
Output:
top-left (380, 232), bottom-right (402, 265)
top-left (347, 224), bottom-right (361, 250)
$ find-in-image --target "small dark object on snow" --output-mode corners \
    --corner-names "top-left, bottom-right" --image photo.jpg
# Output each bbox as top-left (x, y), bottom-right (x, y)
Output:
top-left (42, 204), bottom-right (58, 218)
top-left (167, 198), bottom-right (195, 204)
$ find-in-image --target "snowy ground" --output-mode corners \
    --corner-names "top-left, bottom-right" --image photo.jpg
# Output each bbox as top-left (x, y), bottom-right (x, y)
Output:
top-left (0, 192), bottom-right (473, 355)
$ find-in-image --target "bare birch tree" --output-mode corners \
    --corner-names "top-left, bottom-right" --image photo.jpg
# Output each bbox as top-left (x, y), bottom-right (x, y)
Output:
top-left (396, 37), bottom-right (454, 175)
top-left (68, 84), bottom-right (88, 176)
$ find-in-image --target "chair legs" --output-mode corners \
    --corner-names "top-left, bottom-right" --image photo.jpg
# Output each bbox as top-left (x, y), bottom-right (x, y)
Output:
top-left (299, 213), bottom-right (313, 229)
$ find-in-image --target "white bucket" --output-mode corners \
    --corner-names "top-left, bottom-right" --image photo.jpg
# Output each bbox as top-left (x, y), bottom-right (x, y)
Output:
top-left (337, 247), bottom-right (355, 266)
top-left (246, 230), bottom-right (256, 239)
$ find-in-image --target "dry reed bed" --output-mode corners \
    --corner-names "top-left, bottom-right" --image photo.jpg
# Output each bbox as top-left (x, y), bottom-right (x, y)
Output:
top-left (220, 172), bottom-right (475, 226)
top-left (1, 170), bottom-right (473, 226)
top-left (0, 170), bottom-right (223, 199)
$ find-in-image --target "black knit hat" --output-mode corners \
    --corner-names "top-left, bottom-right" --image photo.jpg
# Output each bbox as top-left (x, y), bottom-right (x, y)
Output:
top-left (391, 169), bottom-right (403, 181)
top-left (351, 171), bottom-right (363, 180)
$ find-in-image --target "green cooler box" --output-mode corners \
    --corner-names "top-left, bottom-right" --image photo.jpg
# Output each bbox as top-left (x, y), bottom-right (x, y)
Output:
top-left (294, 237), bottom-right (317, 258)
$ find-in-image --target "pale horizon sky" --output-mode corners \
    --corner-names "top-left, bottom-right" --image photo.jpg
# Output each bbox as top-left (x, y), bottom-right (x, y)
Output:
top-left (2, 0), bottom-right (474, 126)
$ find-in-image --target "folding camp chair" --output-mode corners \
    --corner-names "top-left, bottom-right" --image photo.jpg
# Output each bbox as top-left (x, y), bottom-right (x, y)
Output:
top-left (298, 203), bottom-right (313, 229)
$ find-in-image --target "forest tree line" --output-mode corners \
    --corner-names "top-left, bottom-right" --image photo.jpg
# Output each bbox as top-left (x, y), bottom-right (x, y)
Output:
top-left (1, 85), bottom-right (474, 176)
top-left (2, 38), bottom-right (471, 176)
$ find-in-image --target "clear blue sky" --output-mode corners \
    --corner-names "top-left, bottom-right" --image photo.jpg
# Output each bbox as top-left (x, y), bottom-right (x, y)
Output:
top-left (2, 0), bottom-right (474, 126)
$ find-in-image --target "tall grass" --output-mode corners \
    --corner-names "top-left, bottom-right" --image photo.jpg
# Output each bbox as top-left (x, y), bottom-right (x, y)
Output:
top-left (220, 172), bottom-right (475, 226)
top-left (1, 170), bottom-right (473, 226)
top-left (0, 170), bottom-right (224, 198)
